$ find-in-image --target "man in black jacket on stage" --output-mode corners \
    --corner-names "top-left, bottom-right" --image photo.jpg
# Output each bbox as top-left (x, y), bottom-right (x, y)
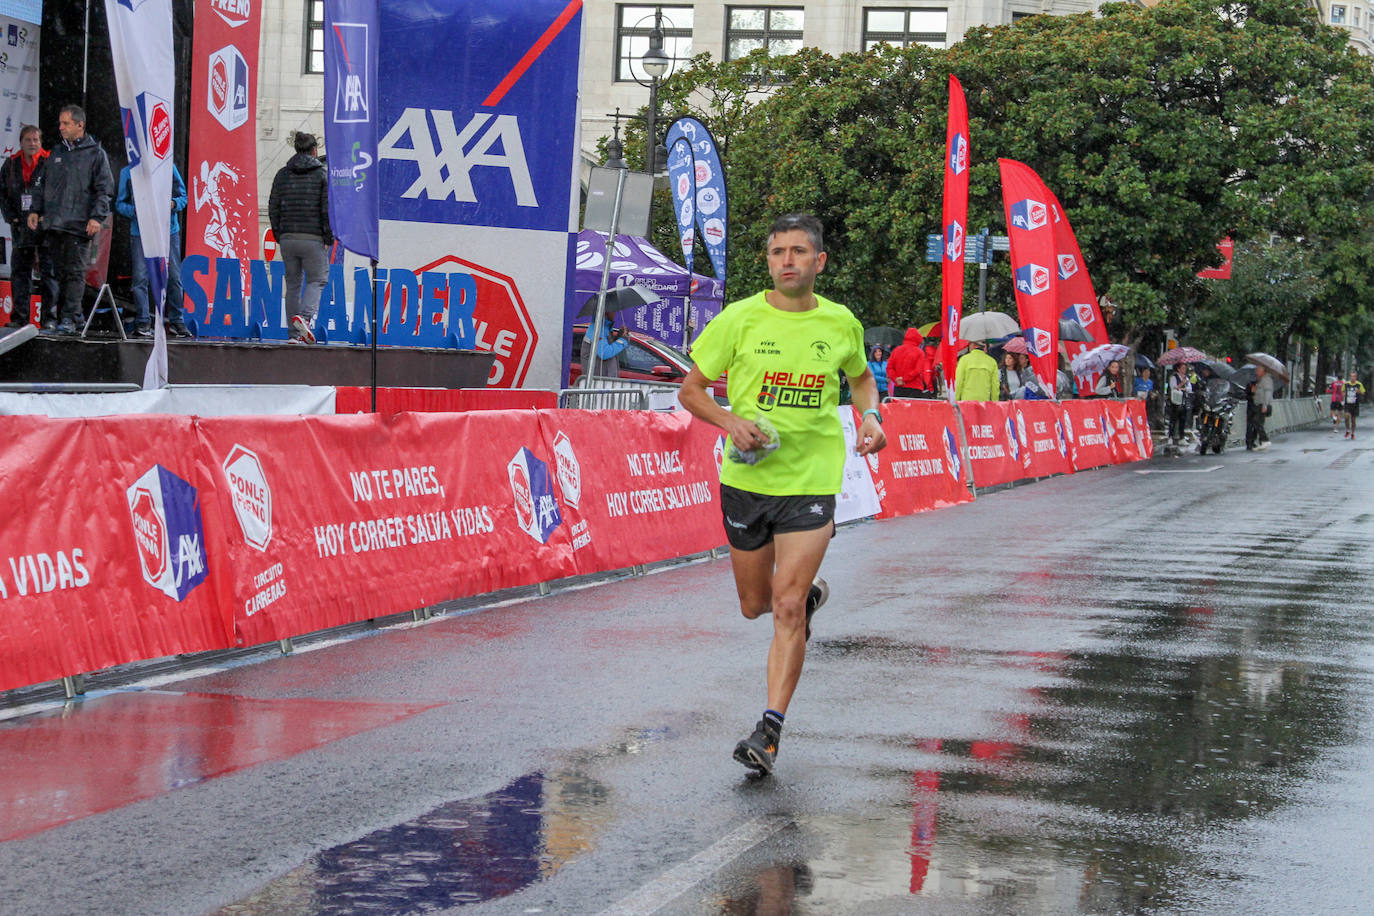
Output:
top-left (27, 105), bottom-right (113, 336)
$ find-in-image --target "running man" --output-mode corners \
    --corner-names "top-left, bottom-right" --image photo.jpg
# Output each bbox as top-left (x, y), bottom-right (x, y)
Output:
top-left (1329, 375), bottom-right (1344, 431)
top-left (1344, 370), bottom-right (1365, 438)
top-left (678, 213), bottom-right (887, 776)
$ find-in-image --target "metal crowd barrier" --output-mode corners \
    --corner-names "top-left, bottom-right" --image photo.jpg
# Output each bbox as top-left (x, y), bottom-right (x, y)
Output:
top-left (558, 387), bottom-right (652, 410)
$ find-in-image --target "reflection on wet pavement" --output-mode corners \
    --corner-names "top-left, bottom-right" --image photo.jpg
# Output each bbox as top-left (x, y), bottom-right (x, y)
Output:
top-left (705, 549), bottom-right (1373, 913)
top-left (219, 769), bottom-right (610, 914)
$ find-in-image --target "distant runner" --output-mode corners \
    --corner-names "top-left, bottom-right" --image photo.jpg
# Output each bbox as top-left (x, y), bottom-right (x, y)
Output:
top-left (1344, 370), bottom-right (1365, 439)
top-left (678, 213), bottom-right (887, 776)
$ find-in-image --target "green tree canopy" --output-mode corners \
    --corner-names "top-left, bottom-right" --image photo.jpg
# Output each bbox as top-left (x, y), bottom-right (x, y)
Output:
top-left (621, 0), bottom-right (1374, 352)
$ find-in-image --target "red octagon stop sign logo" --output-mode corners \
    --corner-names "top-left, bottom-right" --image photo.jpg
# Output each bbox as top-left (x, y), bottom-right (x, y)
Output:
top-left (415, 255), bottom-right (537, 388)
top-left (149, 103), bottom-right (172, 161)
top-left (129, 487), bottom-right (167, 581)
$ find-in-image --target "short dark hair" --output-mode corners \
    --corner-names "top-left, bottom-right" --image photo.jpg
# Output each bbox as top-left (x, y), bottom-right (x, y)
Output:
top-left (60, 105), bottom-right (86, 125)
top-left (294, 132), bottom-right (318, 154)
top-left (19, 124), bottom-right (39, 140)
top-left (768, 212), bottom-right (824, 253)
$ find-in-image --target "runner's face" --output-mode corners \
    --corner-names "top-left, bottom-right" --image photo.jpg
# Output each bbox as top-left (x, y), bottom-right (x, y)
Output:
top-left (20, 131), bottom-right (40, 157)
top-left (766, 228), bottom-right (825, 296)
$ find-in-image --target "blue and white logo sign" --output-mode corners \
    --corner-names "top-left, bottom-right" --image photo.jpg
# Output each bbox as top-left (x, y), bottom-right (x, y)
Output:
top-left (330, 22), bottom-right (371, 124)
top-left (948, 132), bottom-right (968, 175)
top-left (1073, 303), bottom-right (1095, 327)
top-left (378, 0), bottom-right (582, 233)
top-left (1057, 253), bottom-right (1078, 279)
top-left (1009, 198), bottom-right (1048, 231)
top-left (508, 446), bottom-right (562, 544)
top-left (942, 426), bottom-right (962, 480)
top-left (1015, 263), bottom-right (1051, 296)
top-left (126, 465), bottom-right (209, 602)
top-left (945, 220), bottom-right (964, 262)
top-left (207, 44), bottom-right (249, 132)
top-left (1027, 326), bottom-right (1053, 357)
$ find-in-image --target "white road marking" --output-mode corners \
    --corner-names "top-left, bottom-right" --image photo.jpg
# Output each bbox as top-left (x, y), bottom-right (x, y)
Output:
top-left (1134, 466), bottom-right (1224, 474)
top-left (598, 815), bottom-right (790, 916)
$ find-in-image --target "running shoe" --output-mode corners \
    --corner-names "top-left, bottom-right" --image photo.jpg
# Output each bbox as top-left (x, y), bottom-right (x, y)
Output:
top-left (805, 576), bottom-right (829, 641)
top-left (289, 314), bottom-right (316, 344)
top-left (733, 718), bottom-right (780, 775)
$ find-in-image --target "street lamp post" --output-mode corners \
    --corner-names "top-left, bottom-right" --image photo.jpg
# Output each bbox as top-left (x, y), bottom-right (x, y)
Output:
top-left (639, 7), bottom-right (670, 175)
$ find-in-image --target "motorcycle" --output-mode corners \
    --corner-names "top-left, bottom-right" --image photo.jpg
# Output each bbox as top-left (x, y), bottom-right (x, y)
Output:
top-left (1196, 378), bottom-right (1238, 454)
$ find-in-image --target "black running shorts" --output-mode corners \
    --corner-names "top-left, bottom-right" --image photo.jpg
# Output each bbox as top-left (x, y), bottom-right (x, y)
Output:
top-left (720, 484), bottom-right (835, 551)
top-left (1347, 402), bottom-right (1360, 418)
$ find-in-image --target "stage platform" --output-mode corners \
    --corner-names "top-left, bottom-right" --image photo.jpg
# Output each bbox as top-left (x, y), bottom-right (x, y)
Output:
top-left (0, 335), bottom-right (495, 389)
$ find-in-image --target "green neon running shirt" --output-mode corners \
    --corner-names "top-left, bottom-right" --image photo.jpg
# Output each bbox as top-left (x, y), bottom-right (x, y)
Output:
top-left (690, 291), bottom-right (867, 496)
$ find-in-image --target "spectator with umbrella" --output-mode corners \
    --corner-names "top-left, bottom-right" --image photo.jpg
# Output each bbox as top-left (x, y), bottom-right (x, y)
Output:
top-left (1243, 353), bottom-right (1288, 449)
top-left (1166, 360), bottom-right (1193, 445)
top-left (1094, 359), bottom-right (1126, 398)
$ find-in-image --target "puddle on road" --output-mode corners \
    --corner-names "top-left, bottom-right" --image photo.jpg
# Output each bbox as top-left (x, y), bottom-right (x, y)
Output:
top-left (702, 570), bottom-right (1372, 915)
top-left (216, 723), bottom-right (680, 915)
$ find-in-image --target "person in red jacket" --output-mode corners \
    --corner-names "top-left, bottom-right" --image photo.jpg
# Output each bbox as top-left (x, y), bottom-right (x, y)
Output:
top-left (888, 327), bottom-right (932, 398)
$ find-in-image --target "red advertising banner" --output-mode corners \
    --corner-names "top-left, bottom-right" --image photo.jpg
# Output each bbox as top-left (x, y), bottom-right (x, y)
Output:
top-left (185, 0), bottom-right (262, 323)
top-left (0, 416), bottom-right (234, 693)
top-left (1047, 188), bottom-right (1107, 344)
top-left (197, 411), bottom-right (580, 646)
top-left (1197, 238), bottom-right (1233, 279)
top-left (865, 400), bottom-right (973, 519)
top-left (539, 410), bottom-right (725, 573)
top-left (1104, 399), bottom-right (1153, 463)
top-left (1000, 159), bottom-right (1060, 395)
top-left (957, 400), bottom-right (1024, 488)
top-left (1013, 400), bottom-right (1074, 479)
top-left (939, 75), bottom-right (970, 394)
top-left (1060, 400), bottom-right (1114, 470)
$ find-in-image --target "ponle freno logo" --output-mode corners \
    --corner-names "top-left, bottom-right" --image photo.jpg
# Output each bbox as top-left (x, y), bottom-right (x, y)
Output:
top-left (508, 447), bottom-right (562, 544)
top-left (943, 427), bottom-right (962, 480)
top-left (148, 102), bottom-right (171, 161)
top-left (210, 0), bottom-right (251, 28)
top-left (126, 466), bottom-right (209, 602)
top-left (949, 132), bottom-right (968, 175)
top-left (551, 431), bottom-right (581, 508)
top-left (1009, 198), bottom-right (1048, 231)
top-left (1015, 263), bottom-right (1051, 297)
top-left (1057, 253), bottom-right (1078, 279)
top-left (222, 444), bottom-right (272, 551)
top-left (207, 45), bottom-right (249, 131)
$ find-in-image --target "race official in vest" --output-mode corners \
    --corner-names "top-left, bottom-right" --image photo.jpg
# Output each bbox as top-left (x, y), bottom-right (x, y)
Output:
top-left (27, 105), bottom-right (113, 336)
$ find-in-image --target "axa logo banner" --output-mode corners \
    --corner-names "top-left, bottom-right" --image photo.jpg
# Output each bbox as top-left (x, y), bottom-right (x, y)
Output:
top-left (948, 131), bottom-right (968, 176)
top-left (1008, 198), bottom-right (1048, 231)
top-left (1014, 263), bottom-right (1051, 296)
top-left (509, 446), bottom-right (562, 544)
top-left (207, 45), bottom-right (249, 131)
top-left (945, 221), bottom-right (964, 262)
top-left (126, 465), bottom-right (209, 601)
top-left (325, 0), bottom-right (380, 260)
top-left (1027, 326), bottom-right (1053, 357)
top-left (1057, 253), bottom-right (1078, 279)
top-left (942, 427), bottom-right (962, 481)
top-left (378, 0), bottom-right (583, 233)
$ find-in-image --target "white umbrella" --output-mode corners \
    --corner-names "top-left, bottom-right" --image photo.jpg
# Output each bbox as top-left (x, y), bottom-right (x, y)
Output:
top-left (1245, 352), bottom-right (1290, 381)
top-left (1071, 343), bottom-right (1131, 376)
top-left (960, 311), bottom-right (1020, 340)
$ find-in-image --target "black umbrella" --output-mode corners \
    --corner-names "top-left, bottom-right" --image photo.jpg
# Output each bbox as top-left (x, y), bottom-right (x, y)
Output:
top-left (578, 284), bottom-right (663, 318)
top-left (865, 326), bottom-right (905, 350)
top-left (1058, 319), bottom-right (1093, 343)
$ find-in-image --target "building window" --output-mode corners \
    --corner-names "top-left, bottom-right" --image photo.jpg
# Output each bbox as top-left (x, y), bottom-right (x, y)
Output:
top-left (305, 0), bottom-right (325, 74)
top-left (1332, 4), bottom-right (1347, 24)
top-left (725, 7), bottom-right (805, 61)
top-left (863, 8), bottom-right (948, 50)
top-left (615, 5), bottom-right (694, 82)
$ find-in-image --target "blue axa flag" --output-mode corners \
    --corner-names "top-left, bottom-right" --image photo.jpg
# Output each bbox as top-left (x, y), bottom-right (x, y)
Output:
top-left (324, 0), bottom-right (380, 260)
top-left (664, 117), bottom-right (727, 287)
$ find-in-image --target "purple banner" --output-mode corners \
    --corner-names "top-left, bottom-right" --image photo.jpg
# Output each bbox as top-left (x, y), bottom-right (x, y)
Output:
top-left (324, 0), bottom-right (380, 260)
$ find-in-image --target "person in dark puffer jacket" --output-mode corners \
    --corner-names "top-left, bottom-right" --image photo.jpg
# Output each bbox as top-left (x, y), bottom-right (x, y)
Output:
top-left (268, 132), bottom-right (332, 343)
top-left (27, 105), bottom-right (113, 335)
top-left (0, 124), bottom-right (57, 327)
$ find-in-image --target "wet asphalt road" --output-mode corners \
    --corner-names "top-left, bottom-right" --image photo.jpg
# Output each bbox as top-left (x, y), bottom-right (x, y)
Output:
top-left (3, 425), bottom-right (1373, 915)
